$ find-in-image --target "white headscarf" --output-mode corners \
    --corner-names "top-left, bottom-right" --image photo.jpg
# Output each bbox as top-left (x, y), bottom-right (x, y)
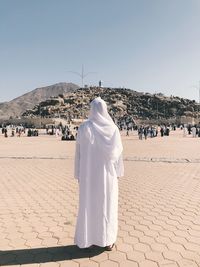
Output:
top-left (85, 97), bottom-right (123, 161)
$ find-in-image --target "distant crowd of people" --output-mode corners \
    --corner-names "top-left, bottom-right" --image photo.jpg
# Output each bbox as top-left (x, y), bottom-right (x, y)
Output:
top-left (1, 123), bottom-right (200, 141)
top-left (46, 124), bottom-right (77, 141)
top-left (137, 125), bottom-right (171, 140)
top-left (121, 124), bottom-right (171, 140)
top-left (182, 124), bottom-right (200, 138)
top-left (1, 125), bottom-right (41, 138)
top-left (0, 123), bottom-right (78, 141)
top-left (119, 123), bottom-right (200, 140)
top-left (1, 126), bottom-right (26, 138)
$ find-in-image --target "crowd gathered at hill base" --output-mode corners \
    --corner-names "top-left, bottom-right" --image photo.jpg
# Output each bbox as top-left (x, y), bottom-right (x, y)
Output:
top-left (1, 122), bottom-right (200, 141)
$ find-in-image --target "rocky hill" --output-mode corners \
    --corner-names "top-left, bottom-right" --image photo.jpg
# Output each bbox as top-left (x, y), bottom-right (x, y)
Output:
top-left (22, 86), bottom-right (200, 125)
top-left (0, 82), bottom-right (79, 119)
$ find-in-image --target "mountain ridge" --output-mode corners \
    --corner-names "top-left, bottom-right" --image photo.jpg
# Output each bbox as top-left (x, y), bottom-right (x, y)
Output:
top-left (0, 82), bottom-right (79, 119)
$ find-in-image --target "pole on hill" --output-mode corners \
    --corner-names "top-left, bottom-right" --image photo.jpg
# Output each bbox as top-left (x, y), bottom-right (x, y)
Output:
top-left (67, 65), bottom-right (97, 88)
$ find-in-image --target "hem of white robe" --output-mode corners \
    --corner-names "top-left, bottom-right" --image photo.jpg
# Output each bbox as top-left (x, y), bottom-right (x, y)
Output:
top-left (74, 238), bottom-right (117, 249)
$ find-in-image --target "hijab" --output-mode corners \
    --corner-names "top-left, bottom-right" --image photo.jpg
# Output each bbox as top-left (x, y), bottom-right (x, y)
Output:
top-left (85, 97), bottom-right (123, 161)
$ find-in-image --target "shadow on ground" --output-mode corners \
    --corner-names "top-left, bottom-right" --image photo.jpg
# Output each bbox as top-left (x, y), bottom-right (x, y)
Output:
top-left (0, 245), bottom-right (105, 265)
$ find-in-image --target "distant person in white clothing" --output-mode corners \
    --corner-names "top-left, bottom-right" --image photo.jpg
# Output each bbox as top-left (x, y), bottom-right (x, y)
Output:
top-left (183, 125), bottom-right (188, 137)
top-left (192, 126), bottom-right (196, 137)
top-left (74, 97), bottom-right (124, 251)
top-left (55, 128), bottom-right (60, 137)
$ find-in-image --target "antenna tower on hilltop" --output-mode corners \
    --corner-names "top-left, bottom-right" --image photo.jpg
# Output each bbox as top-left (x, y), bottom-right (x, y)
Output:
top-left (68, 65), bottom-right (96, 88)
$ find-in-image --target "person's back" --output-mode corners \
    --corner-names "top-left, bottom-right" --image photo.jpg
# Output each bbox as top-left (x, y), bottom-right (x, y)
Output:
top-left (74, 97), bottom-right (124, 250)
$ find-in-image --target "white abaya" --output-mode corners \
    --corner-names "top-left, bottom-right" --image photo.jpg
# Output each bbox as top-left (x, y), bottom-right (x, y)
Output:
top-left (74, 97), bottom-right (124, 248)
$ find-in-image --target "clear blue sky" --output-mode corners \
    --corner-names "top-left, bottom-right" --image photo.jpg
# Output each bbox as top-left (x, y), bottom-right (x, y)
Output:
top-left (1, 0), bottom-right (200, 102)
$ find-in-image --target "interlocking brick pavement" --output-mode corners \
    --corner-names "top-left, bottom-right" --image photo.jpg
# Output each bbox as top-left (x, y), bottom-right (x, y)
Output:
top-left (0, 129), bottom-right (200, 266)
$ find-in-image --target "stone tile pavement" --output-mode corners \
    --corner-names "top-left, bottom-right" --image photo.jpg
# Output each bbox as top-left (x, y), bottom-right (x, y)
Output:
top-left (0, 131), bottom-right (200, 266)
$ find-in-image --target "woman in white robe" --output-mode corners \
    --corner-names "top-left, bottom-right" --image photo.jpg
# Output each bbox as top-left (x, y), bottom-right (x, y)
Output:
top-left (74, 97), bottom-right (124, 250)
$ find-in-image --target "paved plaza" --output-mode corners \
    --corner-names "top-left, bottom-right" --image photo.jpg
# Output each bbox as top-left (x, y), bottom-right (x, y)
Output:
top-left (0, 129), bottom-right (200, 267)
